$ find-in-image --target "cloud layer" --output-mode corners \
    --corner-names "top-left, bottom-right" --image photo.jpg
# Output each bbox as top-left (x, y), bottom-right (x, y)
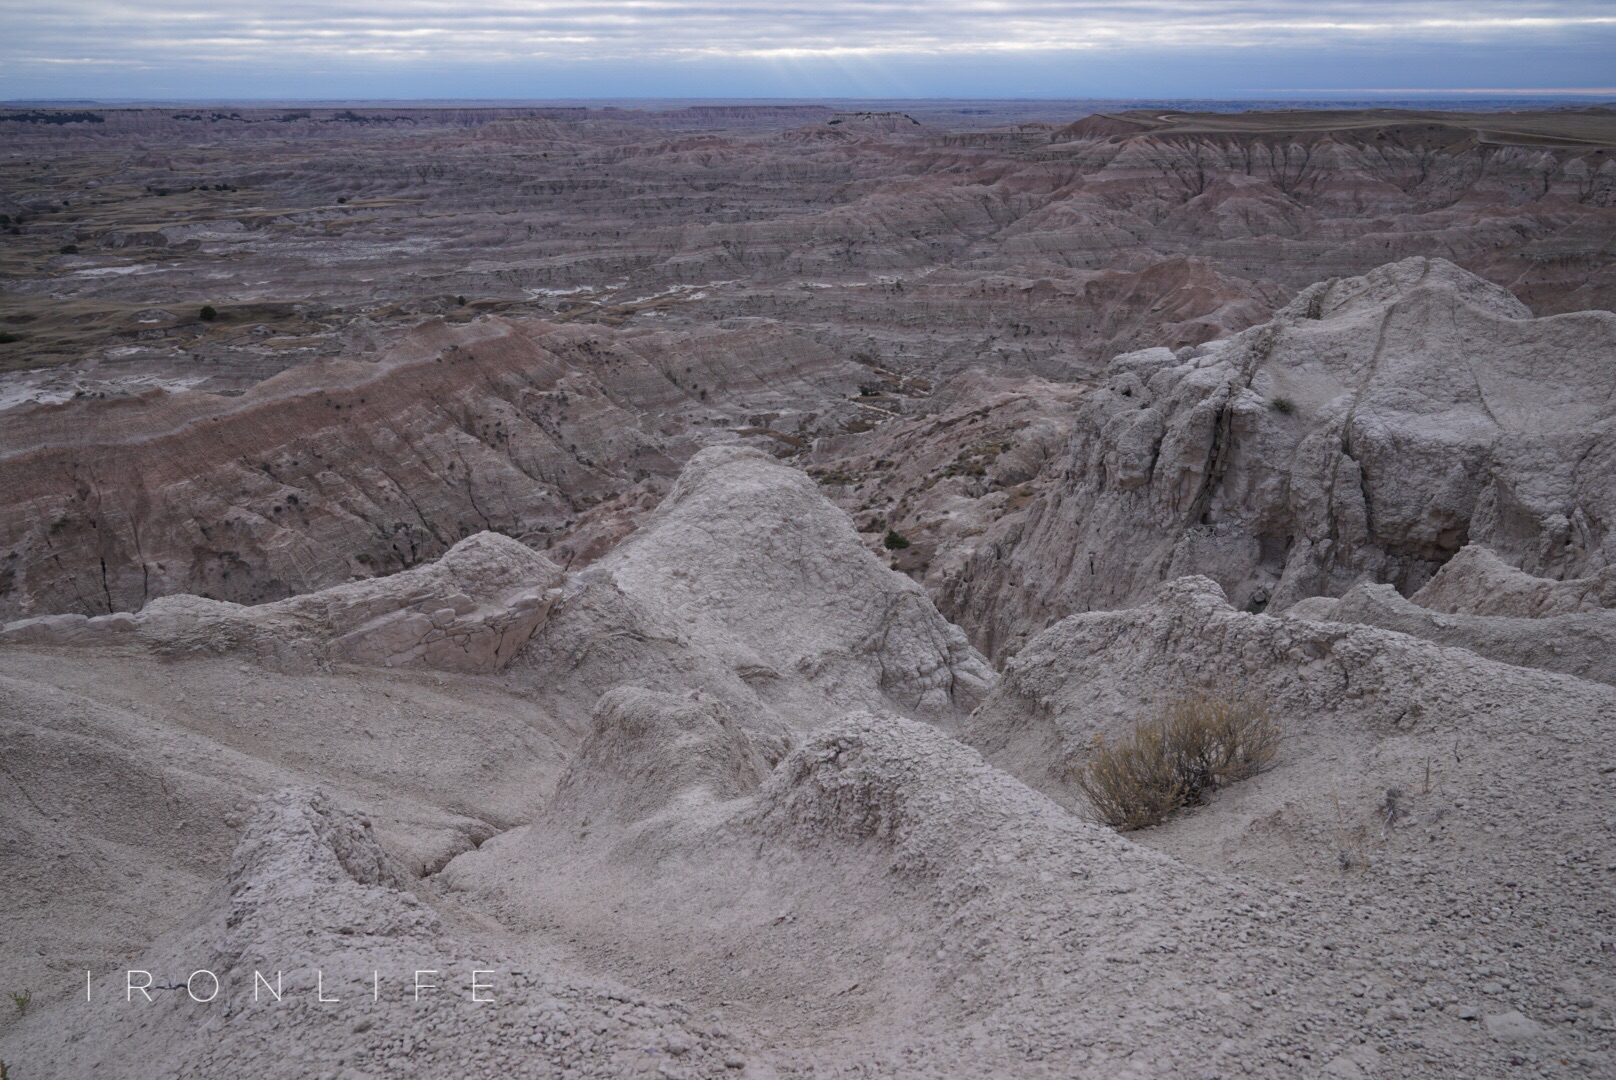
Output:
top-left (5, 1), bottom-right (1615, 99)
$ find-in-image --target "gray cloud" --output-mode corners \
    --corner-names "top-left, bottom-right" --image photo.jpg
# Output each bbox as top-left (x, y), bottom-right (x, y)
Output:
top-left (3, 2), bottom-right (1614, 97)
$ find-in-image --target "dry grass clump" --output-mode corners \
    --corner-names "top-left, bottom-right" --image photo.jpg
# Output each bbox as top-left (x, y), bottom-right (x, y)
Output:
top-left (1072, 693), bottom-right (1280, 830)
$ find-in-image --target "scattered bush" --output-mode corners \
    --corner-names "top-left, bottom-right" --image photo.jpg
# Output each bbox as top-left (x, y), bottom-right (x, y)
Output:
top-left (1269, 395), bottom-right (1296, 415)
top-left (456, 295), bottom-right (467, 306)
top-left (198, 305), bottom-right (218, 322)
top-left (10, 989), bottom-right (29, 1016)
top-left (882, 529), bottom-right (911, 550)
top-left (337, 196), bottom-right (348, 204)
top-left (0, 332), bottom-right (18, 344)
top-left (59, 243), bottom-right (78, 255)
top-left (1072, 693), bottom-right (1279, 830)
top-left (1073, 719), bottom-right (1185, 831)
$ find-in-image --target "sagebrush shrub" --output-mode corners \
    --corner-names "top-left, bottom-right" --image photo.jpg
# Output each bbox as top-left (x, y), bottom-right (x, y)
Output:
top-left (1072, 693), bottom-right (1279, 830)
top-left (1073, 721), bottom-right (1185, 831)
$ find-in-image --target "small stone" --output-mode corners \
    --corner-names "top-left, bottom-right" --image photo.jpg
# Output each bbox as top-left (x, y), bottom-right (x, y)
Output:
top-left (1484, 1010), bottom-right (1544, 1042)
top-left (1321, 1056), bottom-right (1365, 1079)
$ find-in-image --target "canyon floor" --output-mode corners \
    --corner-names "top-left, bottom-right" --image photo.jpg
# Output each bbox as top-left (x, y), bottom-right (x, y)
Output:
top-left (1, 102), bottom-right (1614, 1078)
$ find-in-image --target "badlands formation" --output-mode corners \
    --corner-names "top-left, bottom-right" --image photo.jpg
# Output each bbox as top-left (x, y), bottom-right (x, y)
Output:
top-left (0, 104), bottom-right (1614, 1078)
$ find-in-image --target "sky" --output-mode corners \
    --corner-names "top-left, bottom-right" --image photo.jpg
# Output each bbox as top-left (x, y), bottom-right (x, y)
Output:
top-left (4, 1), bottom-right (1615, 102)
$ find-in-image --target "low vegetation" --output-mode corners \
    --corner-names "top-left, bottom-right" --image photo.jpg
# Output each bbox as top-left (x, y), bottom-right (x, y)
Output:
top-left (883, 529), bottom-right (911, 550)
top-left (10, 989), bottom-right (29, 1017)
top-left (1072, 693), bottom-right (1280, 830)
top-left (1269, 395), bottom-right (1296, 415)
top-left (198, 305), bottom-right (218, 322)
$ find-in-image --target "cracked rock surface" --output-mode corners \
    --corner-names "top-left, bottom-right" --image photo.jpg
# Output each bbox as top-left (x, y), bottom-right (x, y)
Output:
top-left (946, 257), bottom-right (1616, 658)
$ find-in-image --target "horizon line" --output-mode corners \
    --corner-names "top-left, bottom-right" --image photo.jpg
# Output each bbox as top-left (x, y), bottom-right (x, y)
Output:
top-left (6, 92), bottom-right (1615, 106)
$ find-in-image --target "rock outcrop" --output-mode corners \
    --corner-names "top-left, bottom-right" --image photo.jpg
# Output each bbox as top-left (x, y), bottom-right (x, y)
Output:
top-left (0, 530), bottom-right (563, 673)
top-left (1409, 542), bottom-right (1616, 617)
top-left (1297, 579), bottom-right (1616, 686)
top-left (945, 257), bottom-right (1616, 657)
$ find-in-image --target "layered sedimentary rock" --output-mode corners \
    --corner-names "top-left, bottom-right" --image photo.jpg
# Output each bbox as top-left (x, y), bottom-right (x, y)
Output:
top-left (6, 104), bottom-right (1614, 399)
top-left (0, 316), bottom-right (863, 622)
top-left (7, 106), bottom-right (1616, 634)
top-left (1280, 538), bottom-right (1616, 685)
top-left (970, 573), bottom-right (1614, 801)
top-left (4, 104), bottom-right (1616, 1076)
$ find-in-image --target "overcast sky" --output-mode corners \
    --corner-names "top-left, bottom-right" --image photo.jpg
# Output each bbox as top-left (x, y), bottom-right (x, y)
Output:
top-left (5, 1), bottom-right (1615, 101)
